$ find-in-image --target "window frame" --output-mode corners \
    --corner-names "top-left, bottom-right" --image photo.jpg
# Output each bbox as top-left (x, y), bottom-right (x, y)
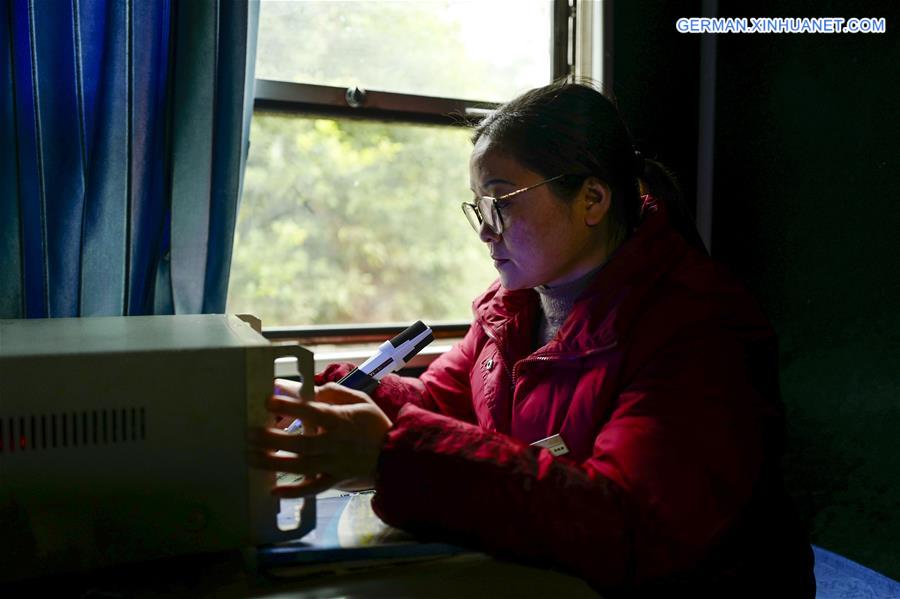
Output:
top-left (250, 0), bottom-right (579, 342)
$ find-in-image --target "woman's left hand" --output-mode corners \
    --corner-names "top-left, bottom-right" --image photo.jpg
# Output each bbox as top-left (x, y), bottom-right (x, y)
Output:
top-left (248, 382), bottom-right (393, 497)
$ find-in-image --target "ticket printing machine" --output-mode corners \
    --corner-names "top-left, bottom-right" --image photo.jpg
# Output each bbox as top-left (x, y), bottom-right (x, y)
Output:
top-left (0, 315), bottom-right (316, 582)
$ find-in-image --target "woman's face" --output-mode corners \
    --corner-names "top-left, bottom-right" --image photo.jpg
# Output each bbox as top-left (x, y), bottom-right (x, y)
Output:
top-left (469, 137), bottom-right (612, 290)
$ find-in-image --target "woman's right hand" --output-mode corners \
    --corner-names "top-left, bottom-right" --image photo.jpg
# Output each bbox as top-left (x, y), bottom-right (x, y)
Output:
top-left (249, 383), bottom-right (392, 497)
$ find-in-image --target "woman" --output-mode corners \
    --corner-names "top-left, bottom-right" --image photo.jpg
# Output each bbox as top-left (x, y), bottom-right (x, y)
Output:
top-left (249, 82), bottom-right (815, 597)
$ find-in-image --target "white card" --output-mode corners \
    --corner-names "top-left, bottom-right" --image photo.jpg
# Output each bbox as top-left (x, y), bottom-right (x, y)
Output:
top-left (530, 433), bottom-right (570, 456)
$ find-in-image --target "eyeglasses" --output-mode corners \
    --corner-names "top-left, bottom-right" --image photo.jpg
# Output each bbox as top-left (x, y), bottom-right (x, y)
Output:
top-left (461, 174), bottom-right (567, 236)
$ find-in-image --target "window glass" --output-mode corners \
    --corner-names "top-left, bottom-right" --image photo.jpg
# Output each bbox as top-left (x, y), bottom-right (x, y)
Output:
top-left (255, 0), bottom-right (553, 102)
top-left (226, 113), bottom-right (497, 326)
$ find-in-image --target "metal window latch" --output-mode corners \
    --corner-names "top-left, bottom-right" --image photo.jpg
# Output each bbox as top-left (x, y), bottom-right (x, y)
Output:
top-left (346, 86), bottom-right (367, 108)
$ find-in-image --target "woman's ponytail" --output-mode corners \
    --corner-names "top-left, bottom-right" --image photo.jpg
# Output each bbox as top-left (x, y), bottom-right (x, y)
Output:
top-left (639, 158), bottom-right (708, 254)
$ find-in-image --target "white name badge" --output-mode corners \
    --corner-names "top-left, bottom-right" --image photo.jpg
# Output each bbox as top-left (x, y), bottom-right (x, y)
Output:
top-left (530, 433), bottom-right (570, 456)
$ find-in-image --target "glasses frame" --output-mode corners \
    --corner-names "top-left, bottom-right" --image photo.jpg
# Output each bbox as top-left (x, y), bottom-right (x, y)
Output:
top-left (461, 173), bottom-right (568, 236)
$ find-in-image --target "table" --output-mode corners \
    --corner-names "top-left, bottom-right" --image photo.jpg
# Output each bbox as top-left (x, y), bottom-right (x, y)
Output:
top-left (2, 548), bottom-right (601, 598)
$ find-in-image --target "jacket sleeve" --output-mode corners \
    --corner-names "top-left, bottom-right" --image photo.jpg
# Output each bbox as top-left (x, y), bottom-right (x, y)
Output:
top-left (314, 322), bottom-right (481, 424)
top-left (369, 326), bottom-right (775, 592)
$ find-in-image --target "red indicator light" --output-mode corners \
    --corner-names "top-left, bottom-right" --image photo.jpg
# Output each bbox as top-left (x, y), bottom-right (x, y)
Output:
top-left (20, 435), bottom-right (26, 450)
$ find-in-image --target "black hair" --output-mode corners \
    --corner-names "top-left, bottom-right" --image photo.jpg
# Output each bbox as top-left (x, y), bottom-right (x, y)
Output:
top-left (472, 80), bottom-right (706, 253)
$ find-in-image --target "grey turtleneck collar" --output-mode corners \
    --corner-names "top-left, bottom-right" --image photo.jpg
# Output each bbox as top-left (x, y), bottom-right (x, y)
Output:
top-left (534, 261), bottom-right (607, 348)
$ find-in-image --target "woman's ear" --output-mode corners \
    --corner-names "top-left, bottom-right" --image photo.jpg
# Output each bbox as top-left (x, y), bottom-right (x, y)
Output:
top-left (582, 177), bottom-right (612, 227)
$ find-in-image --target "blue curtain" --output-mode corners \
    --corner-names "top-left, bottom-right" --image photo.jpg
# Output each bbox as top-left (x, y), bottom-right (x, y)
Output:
top-left (0, 0), bottom-right (259, 318)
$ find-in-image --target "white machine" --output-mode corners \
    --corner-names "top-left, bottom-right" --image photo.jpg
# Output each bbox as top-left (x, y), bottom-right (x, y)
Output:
top-left (0, 314), bottom-right (315, 582)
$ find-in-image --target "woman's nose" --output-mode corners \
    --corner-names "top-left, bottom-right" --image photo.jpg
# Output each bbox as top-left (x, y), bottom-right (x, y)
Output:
top-left (478, 221), bottom-right (500, 243)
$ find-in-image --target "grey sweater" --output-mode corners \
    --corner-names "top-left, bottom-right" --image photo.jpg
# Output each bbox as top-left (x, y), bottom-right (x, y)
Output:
top-left (534, 262), bottom-right (607, 348)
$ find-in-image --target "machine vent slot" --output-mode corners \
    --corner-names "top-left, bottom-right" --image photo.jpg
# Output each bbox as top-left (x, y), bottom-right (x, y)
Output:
top-left (0, 408), bottom-right (146, 455)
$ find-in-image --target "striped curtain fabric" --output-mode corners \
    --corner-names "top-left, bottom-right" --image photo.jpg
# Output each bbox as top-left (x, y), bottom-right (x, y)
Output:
top-left (0, 0), bottom-right (259, 318)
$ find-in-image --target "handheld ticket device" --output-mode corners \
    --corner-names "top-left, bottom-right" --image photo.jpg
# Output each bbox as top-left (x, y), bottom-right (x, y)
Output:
top-left (282, 321), bottom-right (434, 435)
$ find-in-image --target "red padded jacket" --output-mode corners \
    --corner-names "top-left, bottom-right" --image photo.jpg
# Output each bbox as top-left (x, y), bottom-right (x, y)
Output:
top-left (317, 196), bottom-right (814, 596)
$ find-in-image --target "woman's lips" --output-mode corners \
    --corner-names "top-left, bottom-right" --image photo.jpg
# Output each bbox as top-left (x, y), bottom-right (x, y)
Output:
top-left (492, 256), bottom-right (510, 266)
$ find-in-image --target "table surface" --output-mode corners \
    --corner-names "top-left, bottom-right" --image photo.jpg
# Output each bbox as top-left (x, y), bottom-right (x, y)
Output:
top-left (2, 549), bottom-right (601, 598)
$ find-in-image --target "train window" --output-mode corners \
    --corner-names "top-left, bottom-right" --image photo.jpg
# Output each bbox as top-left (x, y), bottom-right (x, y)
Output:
top-left (228, 0), bottom-right (576, 327)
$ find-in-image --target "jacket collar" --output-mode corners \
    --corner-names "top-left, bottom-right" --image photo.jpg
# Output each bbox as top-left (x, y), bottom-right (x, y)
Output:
top-left (472, 195), bottom-right (690, 356)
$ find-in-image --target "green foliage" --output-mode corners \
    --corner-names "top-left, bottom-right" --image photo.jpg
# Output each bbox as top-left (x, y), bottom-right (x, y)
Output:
top-left (227, 114), bottom-right (497, 325)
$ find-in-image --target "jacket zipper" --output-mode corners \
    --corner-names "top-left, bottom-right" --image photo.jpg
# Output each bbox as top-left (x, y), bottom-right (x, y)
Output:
top-left (481, 321), bottom-right (516, 393)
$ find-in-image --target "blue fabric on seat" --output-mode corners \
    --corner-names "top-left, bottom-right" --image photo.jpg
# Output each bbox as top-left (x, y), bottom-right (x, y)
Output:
top-left (814, 545), bottom-right (900, 599)
top-left (0, 0), bottom-right (259, 318)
